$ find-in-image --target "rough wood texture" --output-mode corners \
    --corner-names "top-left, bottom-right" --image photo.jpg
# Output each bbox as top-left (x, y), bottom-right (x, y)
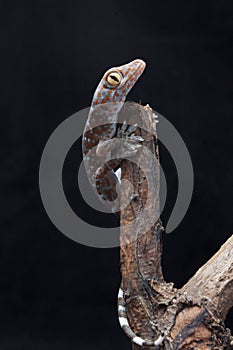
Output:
top-left (119, 102), bottom-right (233, 349)
top-left (182, 235), bottom-right (233, 320)
top-left (119, 102), bottom-right (165, 343)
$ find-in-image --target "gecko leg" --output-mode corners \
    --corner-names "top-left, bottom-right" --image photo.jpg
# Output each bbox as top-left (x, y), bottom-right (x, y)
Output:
top-left (95, 122), bottom-right (143, 202)
top-left (96, 159), bottom-right (121, 202)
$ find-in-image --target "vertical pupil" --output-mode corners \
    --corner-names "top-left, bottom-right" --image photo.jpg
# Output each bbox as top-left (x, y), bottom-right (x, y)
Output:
top-left (110, 74), bottom-right (119, 83)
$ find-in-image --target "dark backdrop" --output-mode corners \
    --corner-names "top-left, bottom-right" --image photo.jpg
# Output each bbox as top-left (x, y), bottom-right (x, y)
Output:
top-left (1, 0), bottom-right (232, 349)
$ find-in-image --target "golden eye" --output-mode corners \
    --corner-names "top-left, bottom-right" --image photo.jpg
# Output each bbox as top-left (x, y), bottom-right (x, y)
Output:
top-left (106, 71), bottom-right (122, 86)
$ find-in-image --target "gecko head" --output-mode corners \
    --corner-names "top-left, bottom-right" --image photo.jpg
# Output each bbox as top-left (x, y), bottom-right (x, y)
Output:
top-left (92, 59), bottom-right (146, 106)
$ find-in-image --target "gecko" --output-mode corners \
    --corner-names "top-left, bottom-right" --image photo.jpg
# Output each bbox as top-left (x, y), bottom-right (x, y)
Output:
top-left (82, 59), bottom-right (145, 206)
top-left (82, 59), bottom-right (164, 347)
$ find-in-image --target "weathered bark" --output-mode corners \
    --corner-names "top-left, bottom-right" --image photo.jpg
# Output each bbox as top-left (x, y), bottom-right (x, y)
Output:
top-left (181, 235), bottom-right (233, 321)
top-left (119, 102), bottom-right (233, 349)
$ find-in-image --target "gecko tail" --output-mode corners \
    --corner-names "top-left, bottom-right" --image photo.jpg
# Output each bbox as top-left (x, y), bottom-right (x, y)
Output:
top-left (118, 287), bottom-right (165, 347)
top-left (115, 168), bottom-right (121, 183)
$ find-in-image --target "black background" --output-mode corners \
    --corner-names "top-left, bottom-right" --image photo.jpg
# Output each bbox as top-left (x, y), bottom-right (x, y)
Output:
top-left (1, 0), bottom-right (232, 349)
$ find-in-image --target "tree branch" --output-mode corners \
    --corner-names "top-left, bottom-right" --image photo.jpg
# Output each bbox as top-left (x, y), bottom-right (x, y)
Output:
top-left (182, 234), bottom-right (233, 320)
top-left (119, 102), bottom-right (233, 349)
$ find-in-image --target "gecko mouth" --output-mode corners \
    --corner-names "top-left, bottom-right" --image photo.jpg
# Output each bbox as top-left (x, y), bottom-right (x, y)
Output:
top-left (129, 59), bottom-right (146, 81)
top-left (120, 59), bottom-right (146, 94)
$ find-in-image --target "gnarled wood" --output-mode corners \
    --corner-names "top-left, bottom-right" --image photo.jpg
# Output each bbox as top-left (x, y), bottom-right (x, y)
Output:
top-left (119, 102), bottom-right (233, 350)
top-left (181, 234), bottom-right (233, 321)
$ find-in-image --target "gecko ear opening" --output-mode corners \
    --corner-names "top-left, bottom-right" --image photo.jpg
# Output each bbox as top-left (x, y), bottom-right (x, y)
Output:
top-left (106, 71), bottom-right (122, 86)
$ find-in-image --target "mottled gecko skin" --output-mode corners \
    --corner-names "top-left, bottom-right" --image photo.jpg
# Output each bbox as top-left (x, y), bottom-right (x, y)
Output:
top-left (82, 59), bottom-right (146, 203)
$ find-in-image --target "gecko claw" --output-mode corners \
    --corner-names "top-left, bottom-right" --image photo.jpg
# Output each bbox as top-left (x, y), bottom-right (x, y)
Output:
top-left (129, 135), bottom-right (144, 142)
top-left (126, 124), bottom-right (138, 135)
top-left (118, 121), bottom-right (128, 136)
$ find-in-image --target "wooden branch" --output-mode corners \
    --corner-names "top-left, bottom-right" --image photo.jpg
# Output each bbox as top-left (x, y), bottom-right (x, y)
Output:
top-left (119, 102), bottom-right (165, 344)
top-left (118, 102), bottom-right (233, 350)
top-left (181, 234), bottom-right (233, 320)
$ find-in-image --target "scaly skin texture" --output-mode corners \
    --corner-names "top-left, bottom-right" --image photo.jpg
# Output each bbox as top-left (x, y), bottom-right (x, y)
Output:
top-left (82, 59), bottom-right (146, 203)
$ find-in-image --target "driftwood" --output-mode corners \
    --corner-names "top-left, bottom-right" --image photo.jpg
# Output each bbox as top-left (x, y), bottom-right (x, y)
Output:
top-left (119, 102), bottom-right (233, 349)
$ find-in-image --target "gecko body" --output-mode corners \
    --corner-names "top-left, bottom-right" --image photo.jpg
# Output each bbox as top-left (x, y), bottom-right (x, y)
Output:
top-left (82, 59), bottom-right (164, 347)
top-left (82, 59), bottom-right (145, 203)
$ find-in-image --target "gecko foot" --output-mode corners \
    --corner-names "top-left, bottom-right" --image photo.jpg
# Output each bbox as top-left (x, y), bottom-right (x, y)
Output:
top-left (116, 121), bottom-right (144, 157)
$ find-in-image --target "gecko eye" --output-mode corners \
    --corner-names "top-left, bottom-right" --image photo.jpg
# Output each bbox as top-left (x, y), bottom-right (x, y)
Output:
top-left (106, 71), bottom-right (122, 86)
